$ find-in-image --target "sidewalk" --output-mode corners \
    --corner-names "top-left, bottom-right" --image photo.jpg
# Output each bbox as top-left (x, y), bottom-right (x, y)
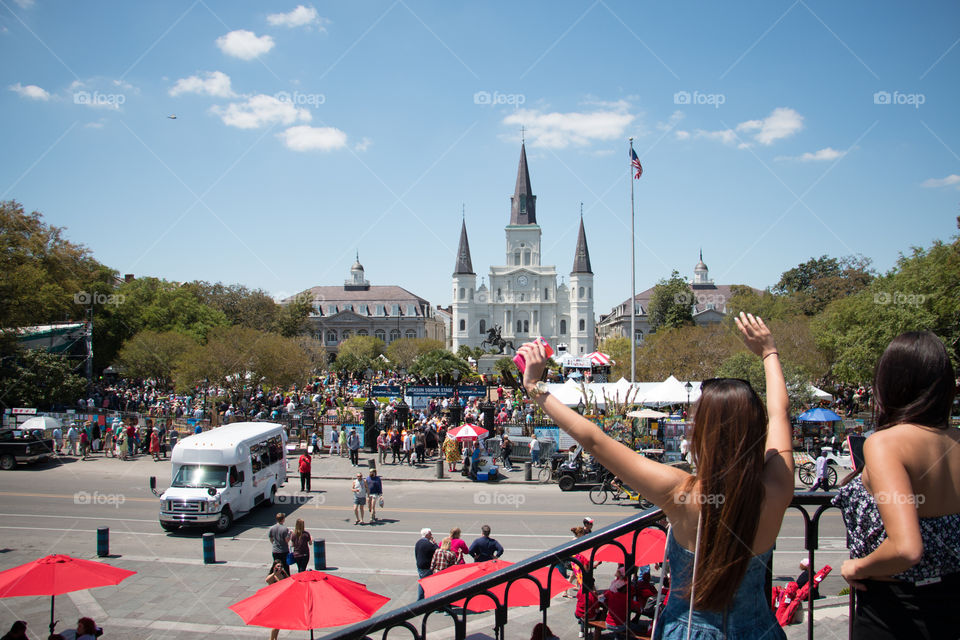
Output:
top-left (303, 448), bottom-right (536, 484)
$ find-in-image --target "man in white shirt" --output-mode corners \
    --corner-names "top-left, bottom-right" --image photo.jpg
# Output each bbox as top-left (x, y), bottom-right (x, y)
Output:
top-left (810, 451), bottom-right (830, 491)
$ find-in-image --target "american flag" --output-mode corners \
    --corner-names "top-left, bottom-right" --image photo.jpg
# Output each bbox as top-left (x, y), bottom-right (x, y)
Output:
top-left (630, 148), bottom-right (643, 179)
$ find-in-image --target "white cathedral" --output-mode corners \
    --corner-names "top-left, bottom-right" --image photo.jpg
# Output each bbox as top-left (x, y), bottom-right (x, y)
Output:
top-left (451, 143), bottom-right (595, 356)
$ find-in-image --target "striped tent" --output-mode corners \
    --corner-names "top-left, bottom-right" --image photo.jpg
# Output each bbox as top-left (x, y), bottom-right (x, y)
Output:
top-left (587, 351), bottom-right (612, 366)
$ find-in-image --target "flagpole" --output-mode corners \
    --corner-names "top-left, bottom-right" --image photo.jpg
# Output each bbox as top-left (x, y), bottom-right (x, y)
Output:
top-left (628, 138), bottom-right (636, 385)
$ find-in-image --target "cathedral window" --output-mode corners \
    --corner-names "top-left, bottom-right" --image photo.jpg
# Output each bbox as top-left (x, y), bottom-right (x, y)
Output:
top-left (588, 287), bottom-right (592, 299)
top-left (560, 319), bottom-right (567, 334)
top-left (524, 250), bottom-right (531, 265)
top-left (516, 320), bottom-right (522, 333)
top-left (523, 320), bottom-right (529, 333)
top-left (479, 319), bottom-right (486, 334)
top-left (579, 319), bottom-right (585, 332)
top-left (497, 288), bottom-right (502, 300)
top-left (514, 251), bottom-right (521, 265)
top-left (459, 287), bottom-right (465, 300)
top-left (459, 319), bottom-right (466, 331)
top-left (544, 288), bottom-right (549, 300)
top-left (578, 287), bottom-right (584, 299)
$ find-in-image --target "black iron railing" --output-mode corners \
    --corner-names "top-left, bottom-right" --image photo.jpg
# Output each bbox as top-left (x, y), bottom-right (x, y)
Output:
top-left (321, 493), bottom-right (845, 640)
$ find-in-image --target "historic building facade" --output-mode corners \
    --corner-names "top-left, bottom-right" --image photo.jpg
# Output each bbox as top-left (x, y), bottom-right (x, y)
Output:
top-left (289, 259), bottom-right (446, 355)
top-left (451, 143), bottom-right (595, 355)
top-left (596, 252), bottom-right (761, 345)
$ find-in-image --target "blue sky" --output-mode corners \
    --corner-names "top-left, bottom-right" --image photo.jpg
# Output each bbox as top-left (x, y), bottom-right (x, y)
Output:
top-left (2, 1), bottom-right (959, 314)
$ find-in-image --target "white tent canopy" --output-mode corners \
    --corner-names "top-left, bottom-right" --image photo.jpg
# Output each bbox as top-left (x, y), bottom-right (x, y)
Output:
top-left (638, 375), bottom-right (701, 406)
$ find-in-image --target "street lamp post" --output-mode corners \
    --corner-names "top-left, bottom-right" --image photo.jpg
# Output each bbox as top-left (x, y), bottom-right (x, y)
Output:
top-left (363, 367), bottom-right (376, 453)
top-left (684, 381), bottom-right (693, 445)
top-left (449, 368), bottom-right (462, 427)
top-left (396, 367), bottom-right (409, 429)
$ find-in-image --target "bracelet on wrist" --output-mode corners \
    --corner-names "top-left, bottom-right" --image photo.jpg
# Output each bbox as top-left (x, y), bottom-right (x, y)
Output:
top-left (762, 351), bottom-right (779, 361)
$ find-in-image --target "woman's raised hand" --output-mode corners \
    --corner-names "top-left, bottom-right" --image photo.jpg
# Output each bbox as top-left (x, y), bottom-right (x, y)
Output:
top-left (734, 312), bottom-right (777, 358)
top-left (517, 341), bottom-right (548, 394)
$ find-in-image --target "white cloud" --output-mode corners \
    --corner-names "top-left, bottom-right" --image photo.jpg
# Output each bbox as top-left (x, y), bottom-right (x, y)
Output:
top-left (169, 71), bottom-right (236, 98)
top-left (695, 128), bottom-right (737, 145)
top-left (211, 94), bottom-right (311, 129)
top-left (267, 5), bottom-right (325, 29)
top-left (280, 125), bottom-right (348, 151)
top-left (216, 30), bottom-right (275, 60)
top-left (353, 137), bottom-right (372, 152)
top-left (13, 0), bottom-right (34, 8)
top-left (9, 82), bottom-right (50, 100)
top-left (503, 101), bottom-right (635, 149)
top-left (675, 130), bottom-right (690, 141)
top-left (921, 174), bottom-right (960, 189)
top-left (737, 107), bottom-right (803, 145)
top-left (775, 147), bottom-right (846, 162)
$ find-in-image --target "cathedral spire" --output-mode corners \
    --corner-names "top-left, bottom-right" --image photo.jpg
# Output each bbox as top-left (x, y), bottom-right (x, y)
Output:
top-left (454, 218), bottom-right (474, 275)
top-left (572, 217), bottom-right (592, 274)
top-left (509, 143), bottom-right (537, 225)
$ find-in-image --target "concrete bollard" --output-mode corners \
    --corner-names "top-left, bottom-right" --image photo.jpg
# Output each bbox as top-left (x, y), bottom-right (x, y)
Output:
top-left (202, 532), bottom-right (216, 564)
top-left (524, 462), bottom-right (532, 482)
top-left (96, 527), bottom-right (109, 557)
top-left (436, 460), bottom-right (444, 479)
top-left (314, 539), bottom-right (326, 570)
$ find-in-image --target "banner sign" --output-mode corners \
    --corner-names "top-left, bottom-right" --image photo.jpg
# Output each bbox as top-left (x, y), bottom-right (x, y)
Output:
top-left (12, 408), bottom-right (37, 415)
top-left (405, 385), bottom-right (487, 398)
top-left (561, 358), bottom-right (593, 368)
top-left (372, 385), bottom-right (402, 396)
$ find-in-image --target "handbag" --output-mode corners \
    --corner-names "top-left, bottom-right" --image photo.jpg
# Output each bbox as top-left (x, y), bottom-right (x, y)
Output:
top-left (379, 496), bottom-right (384, 508)
top-left (286, 551), bottom-right (295, 565)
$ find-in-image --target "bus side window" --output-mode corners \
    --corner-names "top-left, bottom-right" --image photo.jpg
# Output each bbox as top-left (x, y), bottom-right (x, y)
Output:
top-left (251, 444), bottom-right (263, 473)
top-left (229, 465), bottom-right (240, 486)
top-left (268, 435), bottom-right (282, 464)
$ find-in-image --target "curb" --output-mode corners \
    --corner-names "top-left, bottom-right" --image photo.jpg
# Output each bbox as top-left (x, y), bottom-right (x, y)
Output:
top-left (315, 474), bottom-right (537, 485)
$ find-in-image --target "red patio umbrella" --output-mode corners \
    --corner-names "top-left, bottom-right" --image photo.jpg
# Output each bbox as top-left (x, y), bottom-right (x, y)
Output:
top-left (0, 554), bottom-right (136, 635)
top-left (448, 424), bottom-right (488, 441)
top-left (229, 570), bottom-right (390, 639)
top-left (419, 559), bottom-right (572, 612)
top-left (591, 527), bottom-right (666, 565)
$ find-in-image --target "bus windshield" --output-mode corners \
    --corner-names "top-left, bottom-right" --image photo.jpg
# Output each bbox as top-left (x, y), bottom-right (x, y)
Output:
top-left (172, 465), bottom-right (228, 489)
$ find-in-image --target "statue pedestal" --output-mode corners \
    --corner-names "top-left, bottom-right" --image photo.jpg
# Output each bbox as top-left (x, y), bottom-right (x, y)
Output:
top-left (477, 355), bottom-right (500, 375)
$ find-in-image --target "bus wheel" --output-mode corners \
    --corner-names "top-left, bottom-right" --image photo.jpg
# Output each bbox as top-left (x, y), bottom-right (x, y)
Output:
top-left (214, 507), bottom-right (233, 533)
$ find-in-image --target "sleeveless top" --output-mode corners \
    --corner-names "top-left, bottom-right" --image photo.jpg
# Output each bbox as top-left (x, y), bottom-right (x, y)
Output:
top-left (653, 529), bottom-right (786, 640)
top-left (832, 476), bottom-right (960, 583)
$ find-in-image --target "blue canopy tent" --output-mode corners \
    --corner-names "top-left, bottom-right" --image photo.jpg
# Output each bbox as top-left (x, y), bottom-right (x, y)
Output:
top-left (797, 407), bottom-right (842, 422)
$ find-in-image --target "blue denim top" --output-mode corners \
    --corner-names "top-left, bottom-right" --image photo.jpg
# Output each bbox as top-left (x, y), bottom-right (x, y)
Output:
top-left (653, 529), bottom-right (786, 640)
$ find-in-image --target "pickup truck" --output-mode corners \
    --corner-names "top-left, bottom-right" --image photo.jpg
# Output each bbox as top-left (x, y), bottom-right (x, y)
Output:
top-left (0, 429), bottom-right (55, 470)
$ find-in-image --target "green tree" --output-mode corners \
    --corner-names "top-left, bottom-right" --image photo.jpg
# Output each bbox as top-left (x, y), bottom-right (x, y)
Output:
top-left (774, 255), bottom-right (874, 315)
top-left (274, 292), bottom-right (313, 337)
top-left (635, 323), bottom-right (743, 381)
top-left (598, 336), bottom-right (634, 381)
top-left (188, 281), bottom-right (279, 331)
top-left (387, 338), bottom-right (445, 369)
top-left (648, 271), bottom-right (694, 330)
top-left (338, 336), bottom-right (386, 361)
top-left (116, 330), bottom-right (197, 385)
top-left (715, 351), bottom-right (814, 415)
top-left (410, 349), bottom-right (473, 381)
top-left (1, 349), bottom-right (88, 409)
top-left (456, 345), bottom-right (488, 360)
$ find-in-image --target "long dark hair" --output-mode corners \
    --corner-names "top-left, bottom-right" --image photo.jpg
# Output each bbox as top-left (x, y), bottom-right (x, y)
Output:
top-left (683, 378), bottom-right (767, 611)
top-left (874, 331), bottom-right (955, 431)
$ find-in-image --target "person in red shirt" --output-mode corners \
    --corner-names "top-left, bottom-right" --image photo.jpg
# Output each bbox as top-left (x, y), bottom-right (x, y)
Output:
top-left (298, 453), bottom-right (312, 492)
top-left (603, 574), bottom-right (649, 636)
top-left (575, 574), bottom-right (603, 637)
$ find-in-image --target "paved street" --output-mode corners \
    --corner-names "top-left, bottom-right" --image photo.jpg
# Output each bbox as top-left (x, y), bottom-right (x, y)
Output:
top-left (0, 452), bottom-right (852, 639)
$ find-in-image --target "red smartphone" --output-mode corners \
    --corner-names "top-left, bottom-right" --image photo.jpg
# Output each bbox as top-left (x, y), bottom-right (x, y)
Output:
top-left (513, 337), bottom-right (554, 374)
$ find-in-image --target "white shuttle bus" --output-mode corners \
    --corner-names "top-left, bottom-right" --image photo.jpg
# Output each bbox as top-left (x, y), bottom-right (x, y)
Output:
top-left (150, 422), bottom-right (287, 533)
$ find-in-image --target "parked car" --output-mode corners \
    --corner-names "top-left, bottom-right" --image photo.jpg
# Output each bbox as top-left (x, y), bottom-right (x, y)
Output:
top-left (0, 429), bottom-right (54, 470)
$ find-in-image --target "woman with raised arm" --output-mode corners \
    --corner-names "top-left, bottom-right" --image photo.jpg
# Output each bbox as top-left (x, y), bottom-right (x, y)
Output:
top-left (834, 331), bottom-right (960, 638)
top-left (518, 313), bottom-right (793, 639)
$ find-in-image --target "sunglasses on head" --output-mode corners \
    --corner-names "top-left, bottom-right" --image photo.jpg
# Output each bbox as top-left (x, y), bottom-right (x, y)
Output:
top-left (700, 377), bottom-right (752, 390)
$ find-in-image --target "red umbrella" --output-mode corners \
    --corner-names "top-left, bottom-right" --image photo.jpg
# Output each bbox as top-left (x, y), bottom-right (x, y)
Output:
top-left (448, 424), bottom-right (488, 440)
top-left (591, 527), bottom-right (666, 564)
top-left (419, 559), bottom-right (572, 612)
top-left (229, 570), bottom-right (389, 639)
top-left (0, 554), bottom-right (136, 635)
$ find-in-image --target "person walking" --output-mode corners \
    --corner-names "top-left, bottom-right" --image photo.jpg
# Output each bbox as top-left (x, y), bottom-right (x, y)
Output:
top-left (415, 429), bottom-right (426, 464)
top-left (79, 430), bottom-right (90, 459)
top-left (267, 513), bottom-right (291, 576)
top-left (809, 450), bottom-right (830, 491)
top-left (366, 468), bottom-right (383, 522)
top-left (149, 429), bottom-right (160, 461)
top-left (377, 430), bottom-right (388, 465)
top-left (516, 312), bottom-right (793, 640)
top-left (329, 427), bottom-right (341, 456)
top-left (347, 428), bottom-right (361, 466)
top-left (290, 518), bottom-right (312, 573)
top-left (52, 425), bottom-right (63, 455)
top-left (414, 528), bottom-right (438, 600)
top-left (390, 429), bottom-right (402, 464)
top-left (500, 435), bottom-right (514, 471)
top-left (529, 436), bottom-right (541, 467)
top-left (468, 524), bottom-right (504, 562)
top-left (265, 560), bottom-right (289, 640)
top-left (402, 430), bottom-right (414, 466)
top-left (298, 451), bottom-right (312, 492)
top-left (339, 427), bottom-right (349, 458)
top-left (352, 472), bottom-right (367, 525)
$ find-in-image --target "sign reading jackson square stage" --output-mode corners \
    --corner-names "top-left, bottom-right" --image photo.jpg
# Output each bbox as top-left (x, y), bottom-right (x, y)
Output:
top-left (405, 385), bottom-right (487, 397)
